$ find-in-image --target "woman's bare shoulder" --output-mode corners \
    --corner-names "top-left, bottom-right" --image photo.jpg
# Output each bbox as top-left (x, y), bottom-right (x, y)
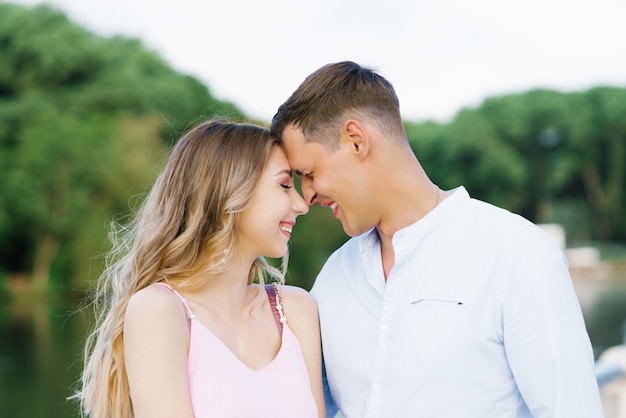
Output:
top-left (125, 283), bottom-right (187, 330)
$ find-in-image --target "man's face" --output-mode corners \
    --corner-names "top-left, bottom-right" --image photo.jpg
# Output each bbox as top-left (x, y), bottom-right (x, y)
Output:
top-left (280, 124), bottom-right (373, 237)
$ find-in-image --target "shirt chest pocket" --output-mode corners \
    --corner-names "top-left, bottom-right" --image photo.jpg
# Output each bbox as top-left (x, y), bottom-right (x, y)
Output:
top-left (402, 296), bottom-right (470, 349)
top-left (409, 297), bottom-right (465, 311)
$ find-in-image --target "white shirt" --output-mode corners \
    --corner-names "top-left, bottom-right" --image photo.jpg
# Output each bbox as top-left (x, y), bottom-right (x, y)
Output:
top-left (311, 187), bottom-right (603, 418)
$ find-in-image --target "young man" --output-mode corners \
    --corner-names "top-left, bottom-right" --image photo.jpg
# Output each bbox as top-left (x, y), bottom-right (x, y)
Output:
top-left (271, 61), bottom-right (603, 418)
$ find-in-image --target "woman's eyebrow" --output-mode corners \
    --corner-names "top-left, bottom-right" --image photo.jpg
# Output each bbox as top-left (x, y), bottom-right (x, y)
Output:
top-left (275, 169), bottom-right (293, 178)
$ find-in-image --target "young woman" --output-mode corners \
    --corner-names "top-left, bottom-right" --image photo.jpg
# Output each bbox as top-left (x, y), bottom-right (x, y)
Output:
top-left (74, 120), bottom-right (324, 417)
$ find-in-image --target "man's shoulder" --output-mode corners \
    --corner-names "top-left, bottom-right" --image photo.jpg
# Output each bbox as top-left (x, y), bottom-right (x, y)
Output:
top-left (466, 196), bottom-right (533, 231)
top-left (463, 197), bottom-right (560, 256)
top-left (443, 186), bottom-right (533, 232)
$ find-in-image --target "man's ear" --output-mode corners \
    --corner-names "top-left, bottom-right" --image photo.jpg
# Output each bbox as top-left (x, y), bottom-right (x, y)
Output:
top-left (343, 119), bottom-right (369, 159)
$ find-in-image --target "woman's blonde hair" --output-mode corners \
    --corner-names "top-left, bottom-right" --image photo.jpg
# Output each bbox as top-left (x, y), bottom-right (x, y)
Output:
top-left (73, 119), bottom-right (285, 417)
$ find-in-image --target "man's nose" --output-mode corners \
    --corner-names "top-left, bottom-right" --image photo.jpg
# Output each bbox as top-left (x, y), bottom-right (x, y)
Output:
top-left (301, 180), bottom-right (318, 206)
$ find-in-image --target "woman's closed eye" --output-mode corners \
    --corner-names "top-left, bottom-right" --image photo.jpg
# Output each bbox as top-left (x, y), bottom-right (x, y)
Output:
top-left (276, 171), bottom-right (294, 190)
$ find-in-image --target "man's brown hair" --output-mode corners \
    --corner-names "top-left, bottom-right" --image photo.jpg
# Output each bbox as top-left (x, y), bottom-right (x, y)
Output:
top-left (271, 61), bottom-right (406, 150)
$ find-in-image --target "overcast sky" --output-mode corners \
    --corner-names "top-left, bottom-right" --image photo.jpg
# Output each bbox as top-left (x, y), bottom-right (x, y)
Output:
top-left (8, 0), bottom-right (626, 123)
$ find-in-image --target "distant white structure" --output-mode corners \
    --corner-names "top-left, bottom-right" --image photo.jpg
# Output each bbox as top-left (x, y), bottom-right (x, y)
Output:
top-left (539, 223), bottom-right (566, 250)
top-left (538, 223), bottom-right (599, 268)
top-left (598, 345), bottom-right (626, 418)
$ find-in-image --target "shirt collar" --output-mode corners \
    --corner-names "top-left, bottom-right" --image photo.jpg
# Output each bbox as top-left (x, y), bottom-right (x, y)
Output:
top-left (358, 186), bottom-right (470, 259)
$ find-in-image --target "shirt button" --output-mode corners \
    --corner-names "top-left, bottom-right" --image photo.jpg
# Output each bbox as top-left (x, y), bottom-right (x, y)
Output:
top-left (372, 384), bottom-right (381, 392)
top-left (380, 324), bottom-right (388, 332)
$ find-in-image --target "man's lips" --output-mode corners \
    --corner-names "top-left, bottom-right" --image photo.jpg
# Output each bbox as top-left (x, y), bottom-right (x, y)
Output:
top-left (322, 201), bottom-right (339, 218)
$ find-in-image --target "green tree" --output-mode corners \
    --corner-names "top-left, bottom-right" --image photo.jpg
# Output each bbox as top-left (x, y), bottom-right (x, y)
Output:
top-left (405, 88), bottom-right (626, 241)
top-left (0, 3), bottom-right (244, 290)
top-left (573, 88), bottom-right (626, 240)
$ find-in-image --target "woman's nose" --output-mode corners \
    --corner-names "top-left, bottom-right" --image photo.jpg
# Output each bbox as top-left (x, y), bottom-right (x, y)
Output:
top-left (292, 189), bottom-right (309, 215)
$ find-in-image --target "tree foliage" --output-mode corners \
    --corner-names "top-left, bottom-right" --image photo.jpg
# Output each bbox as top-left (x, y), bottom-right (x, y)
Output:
top-left (406, 87), bottom-right (626, 242)
top-left (0, 3), bottom-right (243, 290)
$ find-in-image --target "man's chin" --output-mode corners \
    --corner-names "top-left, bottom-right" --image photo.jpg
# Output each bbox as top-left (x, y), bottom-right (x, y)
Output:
top-left (340, 221), bottom-right (369, 238)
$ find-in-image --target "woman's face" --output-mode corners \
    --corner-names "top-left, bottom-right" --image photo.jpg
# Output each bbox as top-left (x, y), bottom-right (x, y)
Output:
top-left (238, 147), bottom-right (309, 260)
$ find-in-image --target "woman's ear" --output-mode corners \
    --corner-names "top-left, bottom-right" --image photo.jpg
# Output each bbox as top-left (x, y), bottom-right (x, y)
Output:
top-left (343, 119), bottom-right (369, 159)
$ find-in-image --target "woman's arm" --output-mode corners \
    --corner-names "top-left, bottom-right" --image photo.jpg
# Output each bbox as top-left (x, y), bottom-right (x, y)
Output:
top-left (124, 284), bottom-right (195, 418)
top-left (281, 285), bottom-right (325, 418)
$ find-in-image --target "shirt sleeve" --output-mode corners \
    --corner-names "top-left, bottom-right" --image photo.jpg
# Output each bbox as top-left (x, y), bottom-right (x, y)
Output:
top-left (500, 226), bottom-right (604, 418)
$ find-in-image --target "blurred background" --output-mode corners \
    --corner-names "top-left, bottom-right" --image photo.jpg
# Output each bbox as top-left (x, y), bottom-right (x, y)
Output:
top-left (1, 1), bottom-right (625, 417)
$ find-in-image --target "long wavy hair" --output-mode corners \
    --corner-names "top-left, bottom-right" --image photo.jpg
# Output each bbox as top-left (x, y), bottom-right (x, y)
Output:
top-left (73, 119), bottom-right (285, 417)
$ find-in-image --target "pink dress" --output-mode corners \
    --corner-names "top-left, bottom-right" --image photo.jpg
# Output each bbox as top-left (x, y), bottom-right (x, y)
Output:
top-left (156, 283), bottom-right (318, 418)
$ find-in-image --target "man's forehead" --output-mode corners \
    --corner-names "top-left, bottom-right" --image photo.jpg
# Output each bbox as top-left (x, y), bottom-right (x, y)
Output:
top-left (285, 151), bottom-right (307, 176)
top-left (282, 123), bottom-right (306, 143)
top-left (282, 126), bottom-right (307, 158)
top-left (282, 131), bottom-right (309, 175)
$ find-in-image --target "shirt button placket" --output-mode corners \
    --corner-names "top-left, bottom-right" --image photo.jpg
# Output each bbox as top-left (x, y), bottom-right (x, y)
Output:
top-left (366, 273), bottom-right (397, 417)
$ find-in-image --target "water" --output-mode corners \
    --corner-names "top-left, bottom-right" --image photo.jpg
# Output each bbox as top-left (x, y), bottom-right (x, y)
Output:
top-left (0, 292), bottom-right (88, 418)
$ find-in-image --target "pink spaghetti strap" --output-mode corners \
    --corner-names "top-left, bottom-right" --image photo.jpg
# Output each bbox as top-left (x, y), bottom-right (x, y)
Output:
top-left (154, 282), bottom-right (196, 329)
